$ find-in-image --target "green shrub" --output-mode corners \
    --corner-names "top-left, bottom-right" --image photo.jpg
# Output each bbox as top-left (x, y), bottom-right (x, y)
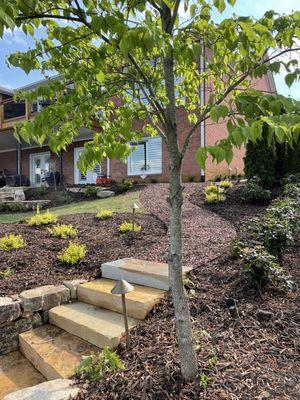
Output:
top-left (281, 173), bottom-right (300, 186)
top-left (96, 209), bottom-right (113, 220)
top-left (0, 234), bottom-right (25, 251)
top-left (283, 183), bottom-right (300, 201)
top-left (59, 191), bottom-right (73, 204)
top-left (188, 175), bottom-right (195, 182)
top-left (260, 218), bottom-right (294, 257)
top-left (204, 184), bottom-right (225, 195)
top-left (205, 192), bottom-right (226, 204)
top-left (27, 208), bottom-right (58, 226)
top-left (0, 268), bottom-right (13, 279)
top-left (150, 177), bottom-right (158, 183)
top-left (36, 186), bottom-right (46, 196)
top-left (76, 347), bottom-right (124, 381)
top-left (266, 198), bottom-right (300, 234)
top-left (220, 180), bottom-right (233, 189)
top-left (229, 238), bottom-right (246, 259)
top-left (118, 178), bottom-right (133, 192)
top-left (84, 186), bottom-right (98, 198)
top-left (240, 180), bottom-right (271, 204)
top-left (239, 246), bottom-right (287, 292)
top-left (48, 224), bottom-right (78, 239)
top-left (244, 124), bottom-right (277, 187)
top-left (119, 220), bottom-right (141, 233)
top-left (0, 203), bottom-right (26, 213)
top-left (58, 241), bottom-right (87, 265)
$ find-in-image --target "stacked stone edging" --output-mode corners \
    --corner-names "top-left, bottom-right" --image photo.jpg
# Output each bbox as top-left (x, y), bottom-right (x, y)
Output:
top-left (0, 280), bottom-right (86, 356)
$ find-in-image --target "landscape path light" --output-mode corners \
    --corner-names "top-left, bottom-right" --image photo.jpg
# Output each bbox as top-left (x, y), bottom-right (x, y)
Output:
top-left (132, 202), bottom-right (139, 231)
top-left (111, 279), bottom-right (134, 347)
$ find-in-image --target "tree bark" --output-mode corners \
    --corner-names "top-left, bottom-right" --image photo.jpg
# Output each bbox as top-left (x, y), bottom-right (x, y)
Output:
top-left (167, 140), bottom-right (198, 380)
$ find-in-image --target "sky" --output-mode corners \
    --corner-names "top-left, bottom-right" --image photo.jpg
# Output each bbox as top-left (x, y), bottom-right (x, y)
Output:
top-left (0, 0), bottom-right (299, 98)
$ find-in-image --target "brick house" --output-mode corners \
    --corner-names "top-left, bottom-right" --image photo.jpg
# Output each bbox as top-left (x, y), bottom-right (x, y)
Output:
top-left (0, 72), bottom-right (276, 187)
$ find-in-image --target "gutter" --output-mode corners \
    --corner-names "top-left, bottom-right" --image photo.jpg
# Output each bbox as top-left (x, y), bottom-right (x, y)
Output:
top-left (199, 42), bottom-right (206, 182)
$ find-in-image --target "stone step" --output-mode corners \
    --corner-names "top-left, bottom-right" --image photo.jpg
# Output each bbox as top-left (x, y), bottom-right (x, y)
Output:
top-left (102, 258), bottom-right (192, 290)
top-left (3, 379), bottom-right (79, 400)
top-left (77, 279), bottom-right (166, 320)
top-left (49, 302), bottom-right (138, 349)
top-left (0, 351), bottom-right (45, 399)
top-left (19, 325), bottom-right (98, 380)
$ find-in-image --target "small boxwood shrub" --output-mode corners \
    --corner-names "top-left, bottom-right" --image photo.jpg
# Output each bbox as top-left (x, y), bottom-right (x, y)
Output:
top-left (0, 203), bottom-right (26, 213)
top-left (205, 193), bottom-right (226, 204)
top-left (220, 180), bottom-right (233, 189)
top-left (119, 220), bottom-right (141, 233)
top-left (239, 246), bottom-right (287, 292)
top-left (0, 234), bottom-right (25, 251)
top-left (27, 208), bottom-right (58, 226)
top-left (96, 209), bottom-right (113, 220)
top-left (204, 184), bottom-right (224, 196)
top-left (76, 347), bottom-right (124, 381)
top-left (240, 180), bottom-right (271, 204)
top-left (48, 224), bottom-right (78, 239)
top-left (58, 241), bottom-right (87, 265)
top-left (84, 186), bottom-right (98, 198)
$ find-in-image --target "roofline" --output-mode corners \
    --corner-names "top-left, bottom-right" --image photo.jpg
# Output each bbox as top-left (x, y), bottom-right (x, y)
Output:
top-left (15, 74), bottom-right (63, 92)
top-left (0, 86), bottom-right (14, 96)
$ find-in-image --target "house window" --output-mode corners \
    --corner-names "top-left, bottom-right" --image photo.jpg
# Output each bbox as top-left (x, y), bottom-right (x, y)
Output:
top-left (127, 137), bottom-right (162, 176)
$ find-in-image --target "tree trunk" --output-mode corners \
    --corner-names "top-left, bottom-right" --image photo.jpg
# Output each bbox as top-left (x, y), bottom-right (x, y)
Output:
top-left (168, 146), bottom-right (198, 380)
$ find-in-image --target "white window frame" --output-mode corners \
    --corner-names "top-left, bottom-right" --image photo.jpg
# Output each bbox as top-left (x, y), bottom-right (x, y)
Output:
top-left (74, 147), bottom-right (101, 184)
top-left (29, 151), bottom-right (51, 187)
top-left (127, 137), bottom-right (162, 176)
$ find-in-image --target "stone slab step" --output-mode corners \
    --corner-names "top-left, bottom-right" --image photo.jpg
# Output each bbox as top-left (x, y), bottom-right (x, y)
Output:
top-left (0, 351), bottom-right (45, 399)
top-left (77, 279), bottom-right (165, 320)
top-left (102, 258), bottom-right (192, 290)
top-left (19, 325), bottom-right (98, 380)
top-left (3, 379), bottom-right (79, 400)
top-left (49, 302), bottom-right (138, 349)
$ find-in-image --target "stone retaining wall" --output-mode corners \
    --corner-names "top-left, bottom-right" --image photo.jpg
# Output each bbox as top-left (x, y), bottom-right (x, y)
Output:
top-left (0, 280), bottom-right (86, 355)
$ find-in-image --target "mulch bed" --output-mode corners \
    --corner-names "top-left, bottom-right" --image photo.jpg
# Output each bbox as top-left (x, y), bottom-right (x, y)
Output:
top-left (75, 184), bottom-right (299, 400)
top-left (0, 213), bottom-right (168, 296)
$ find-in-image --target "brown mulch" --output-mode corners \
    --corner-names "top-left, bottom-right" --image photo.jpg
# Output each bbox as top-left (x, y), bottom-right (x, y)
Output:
top-left (73, 183), bottom-right (299, 400)
top-left (0, 213), bottom-right (168, 296)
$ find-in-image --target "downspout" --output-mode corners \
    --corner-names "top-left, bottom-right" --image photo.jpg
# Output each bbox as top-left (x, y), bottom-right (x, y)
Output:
top-left (199, 41), bottom-right (206, 182)
top-left (106, 157), bottom-right (110, 178)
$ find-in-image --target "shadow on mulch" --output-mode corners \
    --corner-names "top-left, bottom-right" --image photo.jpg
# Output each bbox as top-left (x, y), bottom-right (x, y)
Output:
top-left (75, 184), bottom-right (300, 400)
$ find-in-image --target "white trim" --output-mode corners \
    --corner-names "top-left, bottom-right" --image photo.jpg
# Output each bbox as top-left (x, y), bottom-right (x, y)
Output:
top-left (106, 157), bottom-right (110, 178)
top-left (74, 147), bottom-right (101, 184)
top-left (29, 151), bottom-right (50, 187)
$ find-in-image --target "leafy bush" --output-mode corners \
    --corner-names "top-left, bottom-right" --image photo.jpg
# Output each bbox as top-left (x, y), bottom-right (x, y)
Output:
top-left (240, 180), bottom-right (271, 204)
top-left (205, 192), bottom-right (226, 204)
top-left (0, 203), bottom-right (26, 213)
top-left (266, 198), bottom-right (300, 234)
top-left (58, 242), bottom-right (87, 265)
top-left (0, 234), bottom-right (25, 251)
top-left (59, 191), bottom-right (73, 204)
top-left (239, 246), bottom-right (287, 292)
top-left (119, 220), bottom-right (141, 233)
top-left (96, 209), bottom-right (113, 220)
top-left (76, 347), bottom-right (124, 381)
top-left (220, 180), bottom-right (233, 189)
top-left (260, 218), bottom-right (294, 257)
top-left (0, 268), bottom-right (13, 279)
top-left (117, 178), bottom-right (133, 192)
top-left (204, 184), bottom-right (225, 196)
top-left (27, 208), bottom-right (58, 226)
top-left (48, 224), bottom-right (78, 239)
top-left (188, 175), bottom-right (195, 182)
top-left (84, 186), bottom-right (98, 198)
top-left (281, 173), bottom-right (300, 186)
top-left (35, 186), bottom-right (46, 196)
top-left (229, 238), bottom-right (246, 259)
top-left (282, 183), bottom-right (300, 201)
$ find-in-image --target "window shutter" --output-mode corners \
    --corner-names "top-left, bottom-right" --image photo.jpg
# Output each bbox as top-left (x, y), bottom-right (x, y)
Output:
top-left (147, 137), bottom-right (162, 174)
top-left (93, 163), bottom-right (101, 177)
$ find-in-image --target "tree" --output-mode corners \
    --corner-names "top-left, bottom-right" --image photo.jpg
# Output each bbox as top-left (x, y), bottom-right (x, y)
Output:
top-left (0, 0), bottom-right (299, 381)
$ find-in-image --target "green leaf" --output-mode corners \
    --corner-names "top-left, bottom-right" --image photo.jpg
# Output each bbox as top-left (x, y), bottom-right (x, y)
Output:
top-left (96, 71), bottom-right (105, 83)
top-left (196, 147), bottom-right (207, 170)
top-left (213, 0), bottom-right (226, 13)
top-left (285, 73), bottom-right (296, 88)
top-left (210, 105), bottom-right (229, 123)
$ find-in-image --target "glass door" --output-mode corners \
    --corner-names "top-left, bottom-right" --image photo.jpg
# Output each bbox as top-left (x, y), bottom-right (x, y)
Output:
top-left (30, 153), bottom-right (50, 187)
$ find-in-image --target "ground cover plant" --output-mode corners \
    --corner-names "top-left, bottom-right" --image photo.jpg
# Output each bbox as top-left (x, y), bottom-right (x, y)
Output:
top-left (48, 224), bottom-right (78, 239)
top-left (27, 208), bottom-right (58, 226)
top-left (96, 209), bottom-right (113, 220)
top-left (118, 220), bottom-right (142, 233)
top-left (58, 242), bottom-right (87, 265)
top-left (0, 234), bottom-right (25, 252)
top-left (240, 179), bottom-right (272, 204)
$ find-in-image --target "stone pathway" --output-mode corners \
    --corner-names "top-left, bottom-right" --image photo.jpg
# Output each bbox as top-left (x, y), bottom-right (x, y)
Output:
top-left (140, 183), bottom-right (236, 267)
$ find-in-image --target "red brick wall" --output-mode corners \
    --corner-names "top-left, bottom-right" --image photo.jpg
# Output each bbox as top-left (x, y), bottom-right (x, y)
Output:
top-left (0, 73), bottom-right (273, 185)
